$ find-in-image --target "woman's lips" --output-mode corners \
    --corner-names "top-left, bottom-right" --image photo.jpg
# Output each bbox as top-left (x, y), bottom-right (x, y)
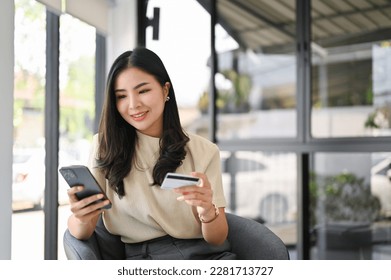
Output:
top-left (131, 111), bottom-right (147, 121)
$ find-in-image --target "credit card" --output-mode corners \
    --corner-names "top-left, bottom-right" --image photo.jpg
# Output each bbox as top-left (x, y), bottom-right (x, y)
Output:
top-left (161, 173), bottom-right (200, 189)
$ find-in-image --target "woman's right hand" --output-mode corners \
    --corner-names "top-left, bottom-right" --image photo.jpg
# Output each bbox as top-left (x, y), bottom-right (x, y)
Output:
top-left (67, 186), bottom-right (110, 239)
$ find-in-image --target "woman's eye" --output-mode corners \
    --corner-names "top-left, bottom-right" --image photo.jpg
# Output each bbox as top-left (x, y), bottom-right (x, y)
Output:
top-left (139, 89), bottom-right (150, 94)
top-left (116, 94), bottom-right (126, 100)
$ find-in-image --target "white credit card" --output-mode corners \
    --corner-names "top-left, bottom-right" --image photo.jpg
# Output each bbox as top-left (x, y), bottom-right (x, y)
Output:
top-left (161, 173), bottom-right (200, 189)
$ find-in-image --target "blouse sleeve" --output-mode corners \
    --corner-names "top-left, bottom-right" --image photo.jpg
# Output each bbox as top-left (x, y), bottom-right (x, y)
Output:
top-left (204, 145), bottom-right (226, 208)
top-left (187, 134), bottom-right (227, 208)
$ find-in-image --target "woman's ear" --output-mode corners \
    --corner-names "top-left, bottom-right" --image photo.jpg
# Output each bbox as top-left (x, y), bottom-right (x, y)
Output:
top-left (164, 82), bottom-right (170, 91)
top-left (164, 82), bottom-right (171, 97)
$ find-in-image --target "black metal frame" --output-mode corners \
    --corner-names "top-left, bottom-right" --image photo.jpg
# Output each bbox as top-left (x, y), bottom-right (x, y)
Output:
top-left (209, 0), bottom-right (218, 143)
top-left (95, 33), bottom-right (106, 133)
top-left (296, 0), bottom-right (312, 260)
top-left (44, 10), bottom-right (60, 260)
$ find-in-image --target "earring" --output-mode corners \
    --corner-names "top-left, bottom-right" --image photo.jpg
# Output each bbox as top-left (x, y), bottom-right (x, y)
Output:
top-left (166, 96), bottom-right (170, 102)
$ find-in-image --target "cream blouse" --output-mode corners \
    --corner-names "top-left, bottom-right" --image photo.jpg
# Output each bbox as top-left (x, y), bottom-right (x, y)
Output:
top-left (88, 131), bottom-right (226, 243)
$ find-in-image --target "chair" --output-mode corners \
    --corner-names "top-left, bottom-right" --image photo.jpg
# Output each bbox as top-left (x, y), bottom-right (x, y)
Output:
top-left (63, 212), bottom-right (290, 260)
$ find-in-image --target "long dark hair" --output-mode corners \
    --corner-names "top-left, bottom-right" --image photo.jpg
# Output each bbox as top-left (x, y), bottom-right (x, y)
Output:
top-left (97, 47), bottom-right (189, 197)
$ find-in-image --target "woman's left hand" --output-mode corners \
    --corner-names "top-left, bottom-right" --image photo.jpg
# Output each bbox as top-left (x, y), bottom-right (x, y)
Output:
top-left (174, 171), bottom-right (228, 245)
top-left (173, 172), bottom-right (215, 217)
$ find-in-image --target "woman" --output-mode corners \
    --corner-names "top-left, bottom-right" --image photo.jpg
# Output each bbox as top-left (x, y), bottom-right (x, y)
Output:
top-left (67, 47), bottom-right (235, 260)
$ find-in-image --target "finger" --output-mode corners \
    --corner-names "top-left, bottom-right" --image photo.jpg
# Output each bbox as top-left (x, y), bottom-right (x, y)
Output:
top-left (173, 185), bottom-right (201, 194)
top-left (67, 186), bottom-right (85, 203)
top-left (67, 185), bottom-right (84, 194)
top-left (79, 193), bottom-right (106, 208)
top-left (76, 198), bottom-right (109, 213)
top-left (175, 189), bottom-right (212, 202)
top-left (73, 208), bottom-right (104, 224)
top-left (190, 172), bottom-right (208, 181)
top-left (177, 189), bottom-right (213, 205)
top-left (191, 172), bottom-right (210, 188)
top-left (70, 193), bottom-right (104, 211)
top-left (70, 197), bottom-right (110, 218)
top-left (178, 198), bottom-right (210, 209)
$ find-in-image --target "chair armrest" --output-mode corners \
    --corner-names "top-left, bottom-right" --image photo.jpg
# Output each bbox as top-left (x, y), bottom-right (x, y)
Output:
top-left (63, 229), bottom-right (102, 260)
top-left (226, 213), bottom-right (290, 260)
top-left (63, 216), bottom-right (125, 260)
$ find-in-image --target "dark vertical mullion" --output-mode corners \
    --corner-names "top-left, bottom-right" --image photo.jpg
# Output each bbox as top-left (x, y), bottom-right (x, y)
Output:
top-left (137, 0), bottom-right (148, 47)
top-left (297, 153), bottom-right (311, 259)
top-left (44, 10), bottom-right (60, 260)
top-left (296, 0), bottom-right (312, 260)
top-left (296, 0), bottom-right (312, 143)
top-left (95, 33), bottom-right (106, 133)
top-left (209, 0), bottom-right (218, 143)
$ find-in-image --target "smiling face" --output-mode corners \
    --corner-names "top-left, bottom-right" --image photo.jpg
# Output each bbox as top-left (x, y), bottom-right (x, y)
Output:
top-left (114, 67), bottom-right (170, 137)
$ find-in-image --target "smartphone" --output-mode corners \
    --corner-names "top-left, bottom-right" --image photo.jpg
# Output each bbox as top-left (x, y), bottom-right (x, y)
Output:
top-left (161, 173), bottom-right (200, 190)
top-left (59, 165), bottom-right (111, 209)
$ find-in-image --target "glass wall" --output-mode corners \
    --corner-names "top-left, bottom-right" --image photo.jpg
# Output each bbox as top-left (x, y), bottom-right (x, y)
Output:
top-left (221, 151), bottom-right (297, 248)
top-left (310, 152), bottom-right (391, 260)
top-left (210, 0), bottom-right (391, 260)
top-left (214, 0), bottom-right (298, 257)
top-left (307, 0), bottom-right (391, 260)
top-left (215, 0), bottom-right (297, 140)
top-left (311, 0), bottom-right (391, 138)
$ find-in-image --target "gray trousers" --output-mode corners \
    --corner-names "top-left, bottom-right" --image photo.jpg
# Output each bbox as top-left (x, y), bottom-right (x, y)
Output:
top-left (124, 235), bottom-right (236, 260)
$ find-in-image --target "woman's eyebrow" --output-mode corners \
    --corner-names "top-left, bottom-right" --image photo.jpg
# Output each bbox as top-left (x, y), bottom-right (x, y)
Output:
top-left (133, 82), bottom-right (149, 90)
top-left (114, 88), bottom-right (126, 93)
top-left (114, 82), bottom-right (149, 93)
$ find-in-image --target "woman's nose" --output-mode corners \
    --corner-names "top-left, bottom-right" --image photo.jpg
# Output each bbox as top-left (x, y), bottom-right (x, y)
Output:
top-left (128, 94), bottom-right (141, 110)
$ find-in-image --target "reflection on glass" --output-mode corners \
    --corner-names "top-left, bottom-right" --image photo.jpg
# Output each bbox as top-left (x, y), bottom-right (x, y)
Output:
top-left (310, 153), bottom-right (391, 260)
top-left (215, 51), bottom-right (297, 139)
top-left (311, 1), bottom-right (391, 138)
top-left (215, 0), bottom-right (297, 140)
top-left (221, 151), bottom-right (297, 251)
